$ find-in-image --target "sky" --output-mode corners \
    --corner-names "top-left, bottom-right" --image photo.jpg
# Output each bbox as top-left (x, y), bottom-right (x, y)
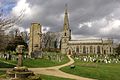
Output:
top-left (1, 0), bottom-right (120, 43)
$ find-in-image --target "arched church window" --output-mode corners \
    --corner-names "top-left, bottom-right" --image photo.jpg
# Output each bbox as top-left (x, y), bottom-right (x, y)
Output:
top-left (83, 46), bottom-right (86, 54)
top-left (104, 50), bottom-right (106, 54)
top-left (90, 46), bottom-right (93, 53)
top-left (94, 47), bottom-right (95, 53)
top-left (97, 46), bottom-right (100, 54)
top-left (76, 46), bottom-right (79, 53)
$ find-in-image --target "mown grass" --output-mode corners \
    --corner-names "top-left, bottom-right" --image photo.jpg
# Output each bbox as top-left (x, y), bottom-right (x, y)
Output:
top-left (0, 70), bottom-right (73, 80)
top-left (0, 53), bottom-right (69, 68)
top-left (0, 70), bottom-right (6, 80)
top-left (23, 55), bottom-right (69, 68)
top-left (0, 70), bottom-right (5, 75)
top-left (60, 59), bottom-right (120, 80)
top-left (0, 73), bottom-right (73, 80)
top-left (40, 74), bottom-right (74, 80)
top-left (0, 61), bottom-right (15, 68)
top-left (0, 58), bottom-right (17, 65)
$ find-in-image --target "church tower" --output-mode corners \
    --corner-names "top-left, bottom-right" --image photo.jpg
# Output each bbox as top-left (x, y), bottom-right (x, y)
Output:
top-left (29, 23), bottom-right (42, 57)
top-left (61, 4), bottom-right (71, 54)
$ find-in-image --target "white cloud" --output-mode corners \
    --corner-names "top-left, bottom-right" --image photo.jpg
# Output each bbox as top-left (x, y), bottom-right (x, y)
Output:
top-left (5, 24), bottom-right (25, 34)
top-left (42, 26), bottom-right (50, 33)
top-left (79, 22), bottom-right (92, 28)
top-left (11, 0), bottom-right (32, 19)
top-left (100, 19), bottom-right (120, 34)
top-left (25, 28), bottom-right (30, 33)
top-left (10, 0), bottom-right (44, 32)
top-left (7, 0), bottom-right (120, 43)
top-left (13, 25), bottom-right (25, 32)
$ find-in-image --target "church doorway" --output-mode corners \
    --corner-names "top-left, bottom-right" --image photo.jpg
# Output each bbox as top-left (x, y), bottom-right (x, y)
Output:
top-left (68, 49), bottom-right (71, 55)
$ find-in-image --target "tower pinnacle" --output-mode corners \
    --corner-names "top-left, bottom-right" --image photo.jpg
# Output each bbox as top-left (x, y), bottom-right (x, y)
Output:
top-left (63, 4), bottom-right (69, 30)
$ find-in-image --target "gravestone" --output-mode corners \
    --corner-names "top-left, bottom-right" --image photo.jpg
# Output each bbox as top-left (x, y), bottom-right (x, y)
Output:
top-left (31, 50), bottom-right (43, 59)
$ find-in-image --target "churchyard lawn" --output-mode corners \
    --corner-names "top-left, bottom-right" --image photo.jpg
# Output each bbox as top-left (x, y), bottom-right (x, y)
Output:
top-left (0, 70), bottom-right (5, 76)
top-left (0, 60), bottom-right (15, 68)
top-left (60, 57), bottom-right (120, 80)
top-left (39, 74), bottom-right (74, 80)
top-left (0, 72), bottom-right (73, 80)
top-left (0, 71), bottom-right (73, 80)
top-left (0, 52), bottom-right (69, 68)
top-left (22, 55), bottom-right (69, 67)
top-left (0, 70), bottom-right (6, 79)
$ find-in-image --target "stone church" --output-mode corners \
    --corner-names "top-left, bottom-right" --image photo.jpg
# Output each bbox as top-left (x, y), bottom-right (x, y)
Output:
top-left (61, 6), bottom-right (113, 55)
top-left (28, 5), bottom-right (113, 57)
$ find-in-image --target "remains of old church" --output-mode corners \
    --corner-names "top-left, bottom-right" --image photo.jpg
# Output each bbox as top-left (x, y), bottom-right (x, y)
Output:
top-left (29, 23), bottom-right (42, 57)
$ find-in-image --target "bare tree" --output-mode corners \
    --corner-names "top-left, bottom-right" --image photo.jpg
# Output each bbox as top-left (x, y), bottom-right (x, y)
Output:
top-left (42, 32), bottom-right (53, 49)
top-left (42, 31), bottom-right (61, 51)
top-left (0, 9), bottom-right (25, 51)
top-left (0, 9), bottom-right (25, 30)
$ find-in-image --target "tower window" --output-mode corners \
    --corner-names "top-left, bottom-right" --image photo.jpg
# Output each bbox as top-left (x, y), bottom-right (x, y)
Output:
top-left (65, 33), bottom-right (66, 36)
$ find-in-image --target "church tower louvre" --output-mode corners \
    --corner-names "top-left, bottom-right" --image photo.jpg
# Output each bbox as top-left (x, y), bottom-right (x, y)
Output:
top-left (61, 4), bottom-right (71, 54)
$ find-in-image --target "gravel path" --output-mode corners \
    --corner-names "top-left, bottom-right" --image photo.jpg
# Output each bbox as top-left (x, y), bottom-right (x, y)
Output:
top-left (29, 55), bottom-right (95, 80)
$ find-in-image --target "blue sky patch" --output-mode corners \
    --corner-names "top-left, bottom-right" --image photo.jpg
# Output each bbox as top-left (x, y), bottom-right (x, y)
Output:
top-left (0, 0), bottom-right (17, 15)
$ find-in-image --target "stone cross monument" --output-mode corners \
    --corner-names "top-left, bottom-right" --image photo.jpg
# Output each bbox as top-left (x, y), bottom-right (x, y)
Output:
top-left (7, 45), bottom-right (35, 79)
top-left (16, 45), bottom-right (24, 67)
